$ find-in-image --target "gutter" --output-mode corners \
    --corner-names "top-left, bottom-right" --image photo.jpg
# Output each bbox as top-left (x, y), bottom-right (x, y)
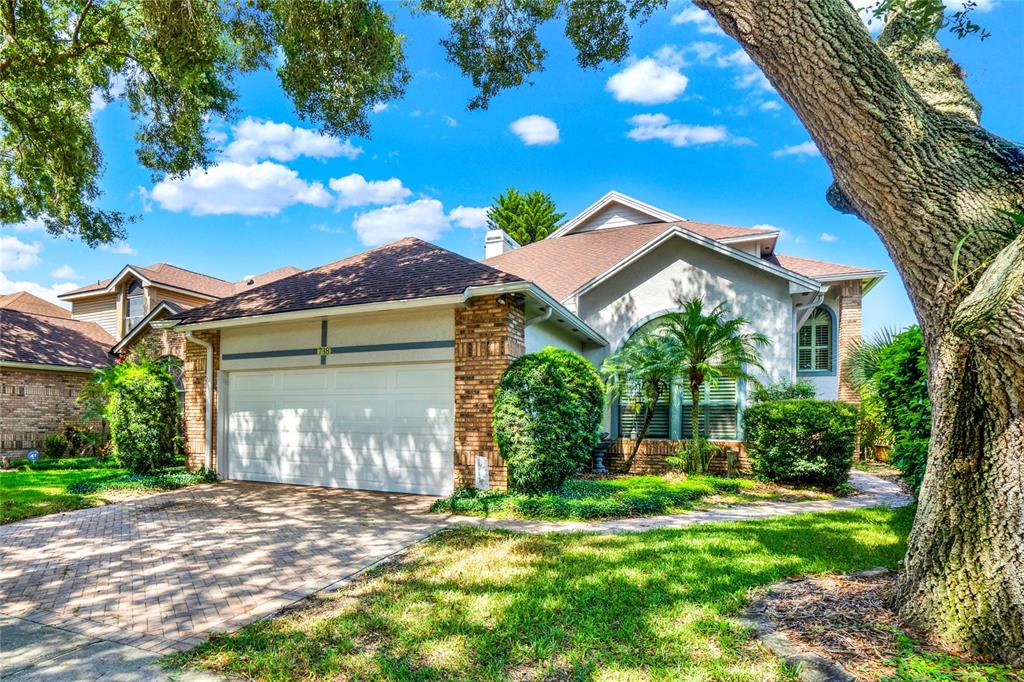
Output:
top-left (185, 331), bottom-right (214, 472)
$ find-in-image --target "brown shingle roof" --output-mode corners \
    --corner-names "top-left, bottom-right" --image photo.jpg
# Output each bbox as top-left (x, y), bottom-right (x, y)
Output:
top-left (0, 292), bottom-right (71, 318)
top-left (62, 263), bottom-right (301, 299)
top-left (769, 254), bottom-right (883, 280)
top-left (1, 308), bottom-right (114, 369)
top-left (485, 224), bottom-right (675, 301)
top-left (173, 238), bottom-right (526, 325)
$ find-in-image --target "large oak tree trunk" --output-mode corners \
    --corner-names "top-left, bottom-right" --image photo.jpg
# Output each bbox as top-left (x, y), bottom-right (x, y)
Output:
top-left (695, 0), bottom-right (1024, 663)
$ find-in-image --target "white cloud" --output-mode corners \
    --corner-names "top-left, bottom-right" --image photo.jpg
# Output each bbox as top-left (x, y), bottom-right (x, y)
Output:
top-left (352, 199), bottom-right (451, 246)
top-left (222, 118), bottom-right (363, 164)
top-left (626, 113), bottom-right (738, 147)
top-left (328, 174), bottom-right (412, 209)
top-left (4, 217), bottom-right (46, 232)
top-left (449, 206), bottom-right (490, 230)
top-left (0, 271), bottom-right (77, 306)
top-left (50, 264), bottom-right (79, 279)
top-left (0, 236), bottom-right (43, 270)
top-left (372, 102), bottom-right (389, 113)
top-left (150, 161), bottom-right (331, 216)
top-left (759, 225), bottom-right (807, 244)
top-left (606, 47), bottom-right (689, 104)
top-left (670, 5), bottom-right (726, 35)
top-left (99, 242), bottom-right (138, 255)
top-left (443, 115), bottom-right (458, 128)
top-left (819, 232), bottom-right (838, 243)
top-left (759, 100), bottom-right (783, 112)
top-left (509, 115), bottom-right (560, 145)
top-left (714, 49), bottom-right (773, 92)
top-left (773, 140), bottom-right (821, 159)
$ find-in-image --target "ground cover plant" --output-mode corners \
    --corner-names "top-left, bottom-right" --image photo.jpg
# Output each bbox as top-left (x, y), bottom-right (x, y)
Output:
top-left (0, 456), bottom-right (213, 524)
top-left (429, 474), bottom-right (829, 521)
top-left (172, 507), bottom-right (927, 681)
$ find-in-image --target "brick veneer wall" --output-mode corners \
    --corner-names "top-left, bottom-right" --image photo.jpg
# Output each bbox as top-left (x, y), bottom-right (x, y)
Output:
top-left (604, 439), bottom-right (750, 477)
top-left (124, 325), bottom-right (187, 360)
top-left (453, 294), bottom-right (525, 490)
top-left (837, 280), bottom-right (863, 404)
top-left (0, 367), bottom-right (99, 455)
top-left (183, 331), bottom-right (220, 471)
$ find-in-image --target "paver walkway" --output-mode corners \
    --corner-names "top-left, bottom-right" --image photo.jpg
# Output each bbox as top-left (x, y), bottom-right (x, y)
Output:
top-left (446, 470), bottom-right (912, 534)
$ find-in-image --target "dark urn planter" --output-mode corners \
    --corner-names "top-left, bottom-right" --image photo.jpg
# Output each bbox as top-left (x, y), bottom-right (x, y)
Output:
top-left (592, 434), bottom-right (612, 474)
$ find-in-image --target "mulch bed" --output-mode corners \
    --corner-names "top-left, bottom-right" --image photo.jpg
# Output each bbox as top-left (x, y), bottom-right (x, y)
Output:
top-left (759, 570), bottom-right (1019, 681)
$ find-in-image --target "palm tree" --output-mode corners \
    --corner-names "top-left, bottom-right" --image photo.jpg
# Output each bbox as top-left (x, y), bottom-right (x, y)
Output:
top-left (841, 327), bottom-right (899, 392)
top-left (601, 331), bottom-right (679, 471)
top-left (661, 298), bottom-right (769, 450)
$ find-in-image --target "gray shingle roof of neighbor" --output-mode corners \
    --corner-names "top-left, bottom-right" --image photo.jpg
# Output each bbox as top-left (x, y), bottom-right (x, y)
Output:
top-left (0, 302), bottom-right (115, 369)
top-left (171, 237), bottom-right (527, 325)
top-left (61, 263), bottom-right (302, 299)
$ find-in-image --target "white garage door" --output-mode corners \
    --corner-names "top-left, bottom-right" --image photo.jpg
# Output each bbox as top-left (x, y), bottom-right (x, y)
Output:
top-left (225, 363), bottom-right (454, 495)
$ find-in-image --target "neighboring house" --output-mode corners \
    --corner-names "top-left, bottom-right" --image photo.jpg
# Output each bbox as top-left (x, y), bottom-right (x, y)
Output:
top-left (154, 191), bottom-right (882, 493)
top-left (0, 264), bottom-right (298, 457)
top-left (0, 292), bottom-right (113, 455)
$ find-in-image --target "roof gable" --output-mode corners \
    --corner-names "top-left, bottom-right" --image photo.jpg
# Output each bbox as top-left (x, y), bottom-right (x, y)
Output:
top-left (171, 237), bottom-right (525, 326)
top-left (0, 291), bottom-right (71, 318)
top-left (60, 262), bottom-right (301, 300)
top-left (550, 191), bottom-right (683, 238)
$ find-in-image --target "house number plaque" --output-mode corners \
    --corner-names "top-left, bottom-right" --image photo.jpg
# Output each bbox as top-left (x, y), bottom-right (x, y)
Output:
top-left (316, 346), bottom-right (332, 356)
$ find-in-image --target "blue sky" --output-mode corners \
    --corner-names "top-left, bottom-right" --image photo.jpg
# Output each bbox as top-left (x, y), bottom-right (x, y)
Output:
top-left (2, 1), bottom-right (1022, 335)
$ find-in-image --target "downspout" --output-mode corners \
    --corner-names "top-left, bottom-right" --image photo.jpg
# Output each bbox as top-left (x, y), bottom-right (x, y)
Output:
top-left (185, 331), bottom-right (214, 472)
top-left (525, 307), bottom-right (553, 327)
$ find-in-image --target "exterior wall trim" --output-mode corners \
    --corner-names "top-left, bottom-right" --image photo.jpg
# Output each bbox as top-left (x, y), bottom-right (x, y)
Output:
top-left (0, 361), bottom-right (97, 374)
top-left (222, 339), bottom-right (456, 361)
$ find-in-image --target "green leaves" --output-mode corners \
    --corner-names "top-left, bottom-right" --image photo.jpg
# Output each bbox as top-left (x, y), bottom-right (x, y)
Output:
top-left (1, 0), bottom-right (408, 243)
top-left (486, 187), bottom-right (565, 244)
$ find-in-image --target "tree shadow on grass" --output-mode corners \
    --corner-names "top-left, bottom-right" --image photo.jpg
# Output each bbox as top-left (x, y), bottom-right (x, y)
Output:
top-left (173, 506), bottom-right (915, 681)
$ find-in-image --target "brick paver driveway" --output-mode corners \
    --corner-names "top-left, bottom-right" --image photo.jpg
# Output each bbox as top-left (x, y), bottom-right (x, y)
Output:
top-left (0, 482), bottom-right (447, 655)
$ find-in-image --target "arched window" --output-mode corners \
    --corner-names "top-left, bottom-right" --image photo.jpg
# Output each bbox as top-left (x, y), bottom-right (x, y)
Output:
top-left (798, 307), bottom-right (833, 373)
top-left (124, 280), bottom-right (145, 331)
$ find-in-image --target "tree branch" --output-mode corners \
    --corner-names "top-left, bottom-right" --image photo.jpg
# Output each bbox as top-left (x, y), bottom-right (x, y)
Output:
top-left (951, 234), bottom-right (1024, 338)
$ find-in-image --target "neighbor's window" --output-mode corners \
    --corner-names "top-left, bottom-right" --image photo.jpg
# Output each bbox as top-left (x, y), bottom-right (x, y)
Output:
top-left (125, 280), bottom-right (145, 331)
top-left (798, 307), bottom-right (833, 372)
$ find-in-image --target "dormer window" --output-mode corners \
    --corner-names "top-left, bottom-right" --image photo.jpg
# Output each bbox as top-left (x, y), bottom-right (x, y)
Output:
top-left (125, 280), bottom-right (145, 331)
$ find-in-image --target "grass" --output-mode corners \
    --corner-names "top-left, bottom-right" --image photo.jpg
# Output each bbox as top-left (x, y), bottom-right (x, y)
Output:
top-left (429, 474), bottom-right (832, 521)
top-left (171, 506), bottom-right (919, 681)
top-left (0, 456), bottom-right (214, 524)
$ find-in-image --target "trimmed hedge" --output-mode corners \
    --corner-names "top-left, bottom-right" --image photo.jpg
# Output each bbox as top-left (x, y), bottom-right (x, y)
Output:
top-left (744, 399), bottom-right (857, 490)
top-left (108, 363), bottom-right (181, 474)
top-left (493, 347), bottom-right (604, 494)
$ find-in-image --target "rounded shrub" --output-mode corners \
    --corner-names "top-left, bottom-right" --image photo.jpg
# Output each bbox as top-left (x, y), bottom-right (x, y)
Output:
top-left (108, 363), bottom-right (181, 474)
top-left (42, 433), bottom-right (70, 458)
top-left (493, 347), bottom-right (604, 494)
top-left (744, 398), bottom-right (857, 490)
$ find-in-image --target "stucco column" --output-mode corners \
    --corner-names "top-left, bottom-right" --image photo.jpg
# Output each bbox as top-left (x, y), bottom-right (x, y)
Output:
top-left (453, 294), bottom-right (526, 491)
top-left (837, 280), bottom-right (862, 403)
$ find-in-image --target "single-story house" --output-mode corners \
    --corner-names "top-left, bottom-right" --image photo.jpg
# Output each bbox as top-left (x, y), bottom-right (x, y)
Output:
top-left (152, 191), bottom-right (884, 493)
top-left (0, 292), bottom-right (114, 454)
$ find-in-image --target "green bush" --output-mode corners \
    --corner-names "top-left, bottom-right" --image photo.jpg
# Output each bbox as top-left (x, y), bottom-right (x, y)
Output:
top-left (744, 399), bottom-right (857, 490)
top-left (749, 378), bottom-right (816, 404)
top-left (62, 424), bottom-right (90, 456)
top-left (666, 440), bottom-right (724, 474)
top-left (873, 326), bottom-right (930, 494)
top-left (107, 362), bottom-right (181, 474)
top-left (493, 347), bottom-right (604, 494)
top-left (42, 433), bottom-right (70, 458)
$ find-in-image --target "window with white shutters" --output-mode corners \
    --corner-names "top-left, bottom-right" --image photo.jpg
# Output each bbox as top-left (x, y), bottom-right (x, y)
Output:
top-left (618, 380), bottom-right (670, 439)
top-left (798, 308), bottom-right (833, 372)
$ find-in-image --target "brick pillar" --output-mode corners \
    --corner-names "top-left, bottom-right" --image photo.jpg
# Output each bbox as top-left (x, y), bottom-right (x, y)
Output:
top-left (183, 330), bottom-right (220, 471)
top-left (453, 294), bottom-right (525, 491)
top-left (837, 280), bottom-right (862, 404)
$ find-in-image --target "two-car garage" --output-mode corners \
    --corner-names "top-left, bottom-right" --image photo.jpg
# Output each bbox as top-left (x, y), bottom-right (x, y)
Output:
top-left (223, 362), bottom-right (456, 496)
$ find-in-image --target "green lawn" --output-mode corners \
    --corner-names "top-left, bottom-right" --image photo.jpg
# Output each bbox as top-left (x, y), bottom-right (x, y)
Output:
top-left (429, 474), bottom-right (832, 521)
top-left (168, 505), bottom-right (1010, 682)
top-left (0, 456), bottom-right (214, 524)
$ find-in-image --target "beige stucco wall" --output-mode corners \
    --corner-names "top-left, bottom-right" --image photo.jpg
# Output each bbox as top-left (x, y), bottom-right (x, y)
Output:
top-left (220, 307), bottom-right (456, 372)
top-left (576, 237), bottom-right (796, 386)
top-left (525, 318), bottom-right (586, 354)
